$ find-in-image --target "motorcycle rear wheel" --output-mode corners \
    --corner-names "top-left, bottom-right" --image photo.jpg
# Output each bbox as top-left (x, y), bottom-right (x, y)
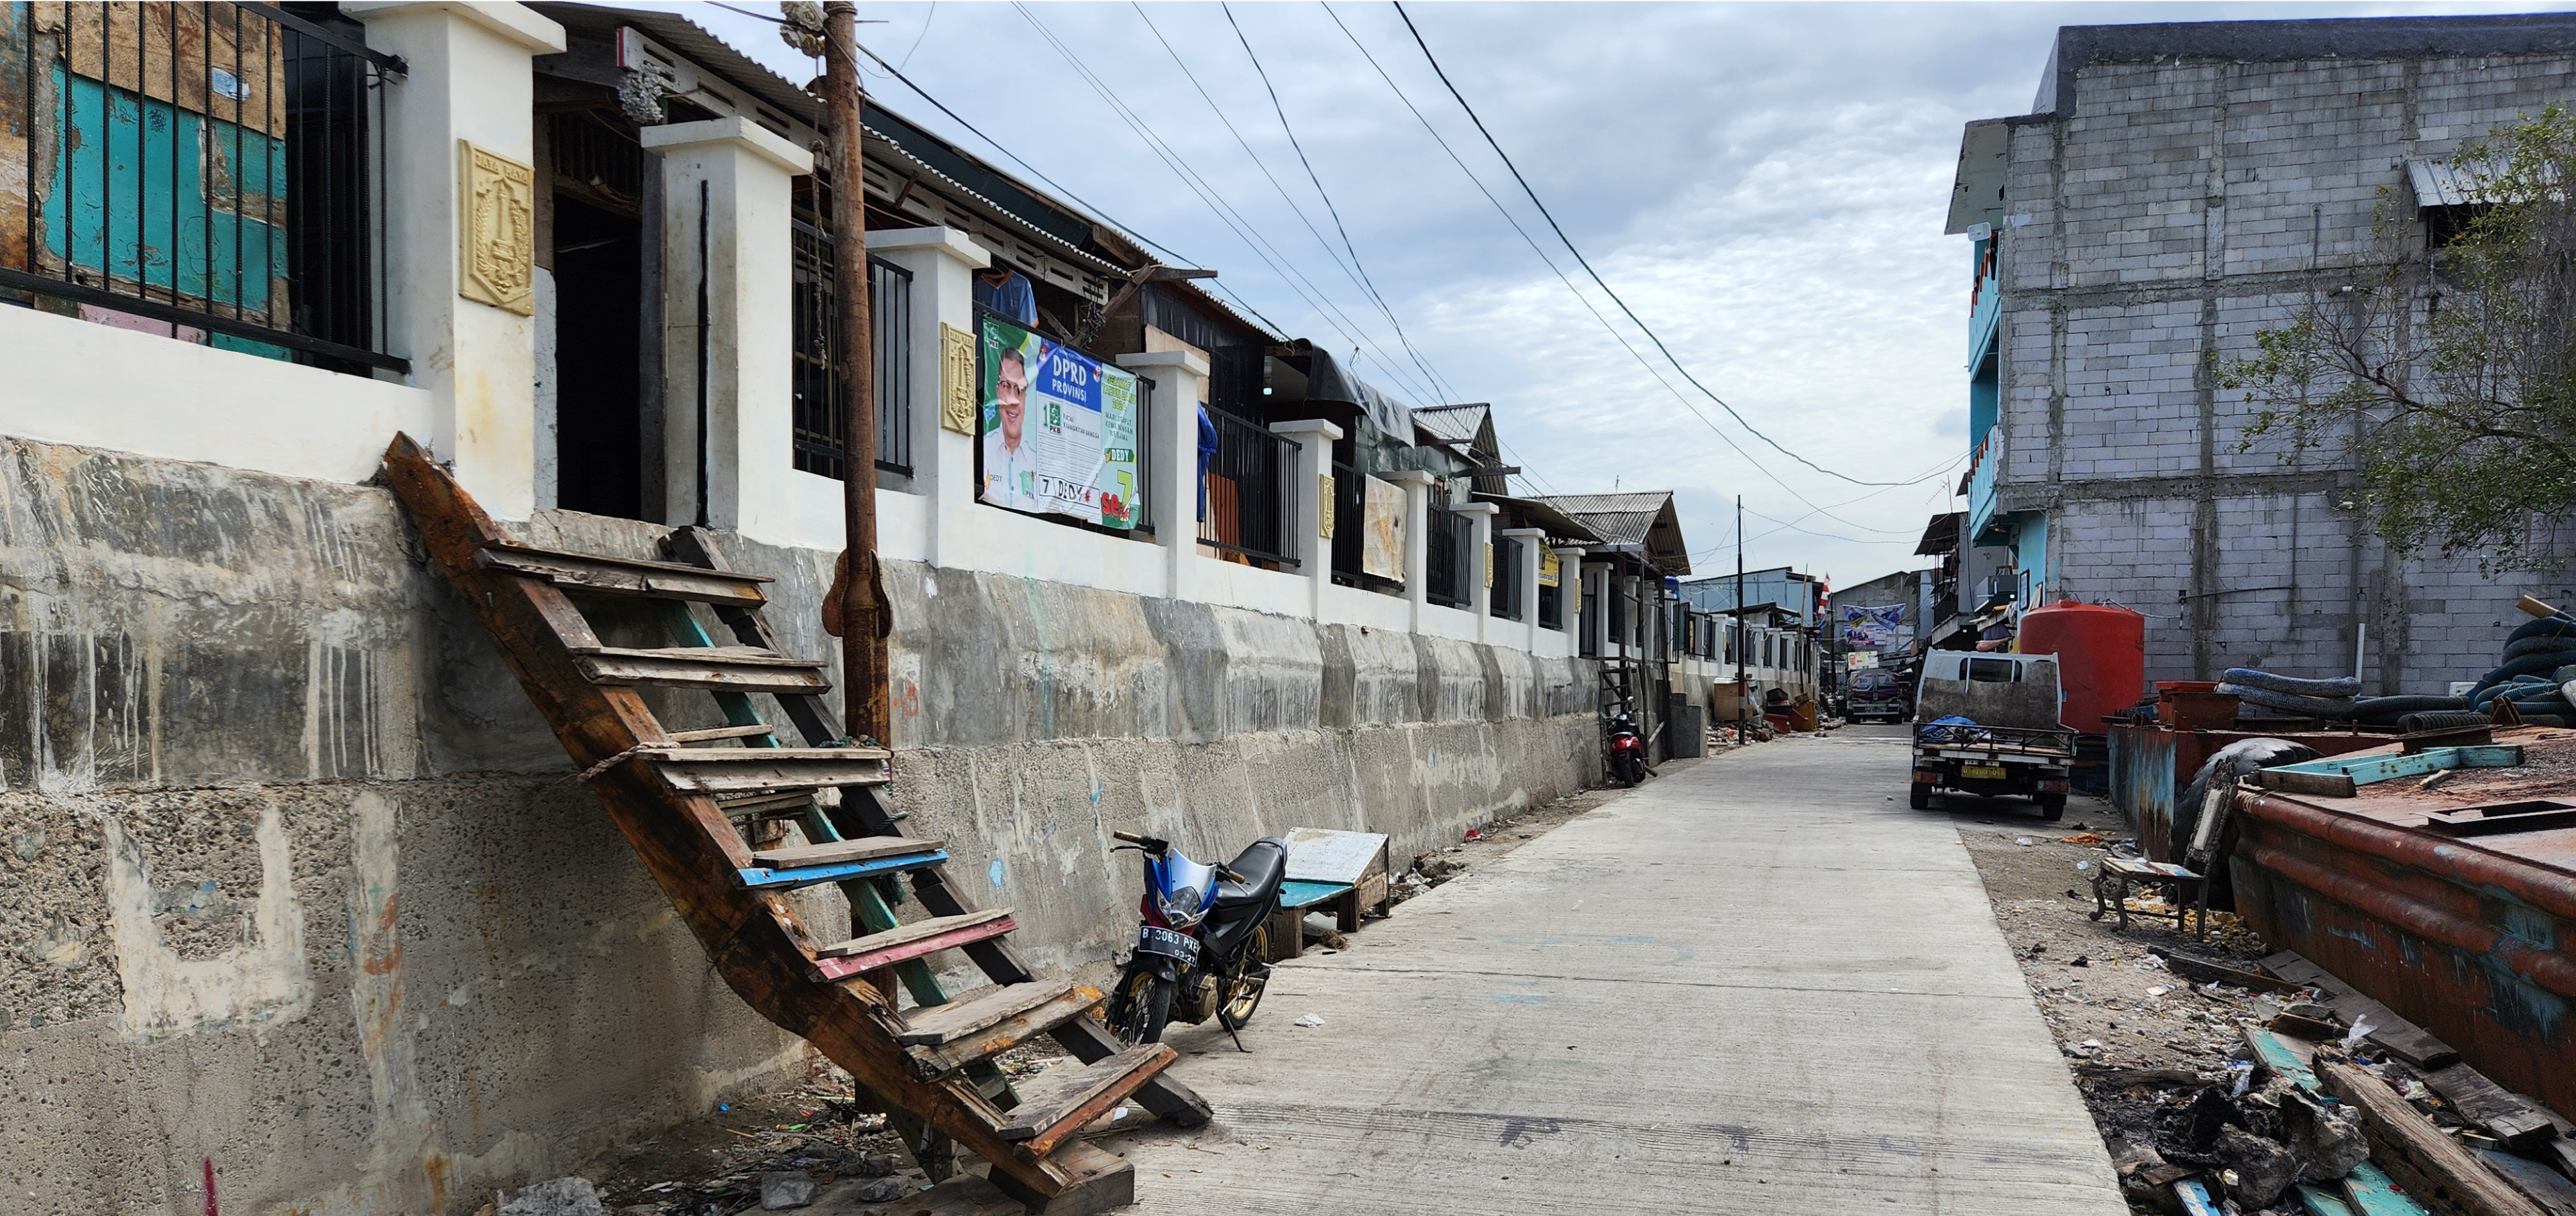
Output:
top-left (1107, 966), bottom-right (1172, 1046)
top-left (1220, 924), bottom-right (1272, 1027)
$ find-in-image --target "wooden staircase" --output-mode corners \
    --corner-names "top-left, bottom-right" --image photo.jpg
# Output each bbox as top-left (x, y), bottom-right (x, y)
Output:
top-left (380, 435), bottom-right (1205, 1213)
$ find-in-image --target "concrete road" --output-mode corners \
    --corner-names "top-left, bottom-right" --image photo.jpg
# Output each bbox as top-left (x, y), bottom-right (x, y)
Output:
top-left (1108, 732), bottom-right (2123, 1214)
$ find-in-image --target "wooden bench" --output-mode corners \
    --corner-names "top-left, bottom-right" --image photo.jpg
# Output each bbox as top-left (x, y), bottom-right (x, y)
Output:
top-left (2090, 856), bottom-right (2210, 940)
top-left (1263, 829), bottom-right (1393, 962)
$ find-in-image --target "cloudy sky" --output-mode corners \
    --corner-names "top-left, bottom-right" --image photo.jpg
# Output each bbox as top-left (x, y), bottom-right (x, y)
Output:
top-left (655, 0), bottom-right (2551, 590)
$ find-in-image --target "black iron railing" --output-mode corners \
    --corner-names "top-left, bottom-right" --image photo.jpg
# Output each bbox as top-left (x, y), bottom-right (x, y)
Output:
top-left (1426, 502), bottom-right (1472, 609)
top-left (1539, 577), bottom-right (1562, 631)
top-left (1491, 533), bottom-right (1523, 620)
top-left (790, 219), bottom-right (911, 481)
top-left (1, 1), bottom-right (405, 373)
top-left (1578, 581), bottom-right (1599, 655)
top-left (1330, 459), bottom-right (1366, 586)
top-left (1199, 408), bottom-right (1297, 567)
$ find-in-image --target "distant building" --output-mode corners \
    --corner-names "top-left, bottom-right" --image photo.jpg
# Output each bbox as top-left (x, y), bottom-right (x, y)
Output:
top-left (1945, 13), bottom-right (2576, 689)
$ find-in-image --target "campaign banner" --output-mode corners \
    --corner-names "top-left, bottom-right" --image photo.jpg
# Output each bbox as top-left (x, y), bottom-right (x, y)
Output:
top-left (1362, 475), bottom-right (1404, 582)
top-left (1841, 603), bottom-right (1905, 649)
top-left (1537, 547), bottom-right (1560, 588)
top-left (979, 317), bottom-right (1141, 529)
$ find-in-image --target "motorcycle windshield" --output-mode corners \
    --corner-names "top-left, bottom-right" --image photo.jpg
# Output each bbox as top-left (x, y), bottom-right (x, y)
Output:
top-left (1155, 851), bottom-right (1219, 927)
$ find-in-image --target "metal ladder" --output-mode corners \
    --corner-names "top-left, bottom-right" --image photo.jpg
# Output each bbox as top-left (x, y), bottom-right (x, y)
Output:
top-left (380, 435), bottom-right (1206, 1213)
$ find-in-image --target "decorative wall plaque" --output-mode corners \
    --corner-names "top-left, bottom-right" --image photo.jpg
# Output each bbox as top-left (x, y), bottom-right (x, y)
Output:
top-left (459, 140), bottom-right (535, 315)
top-left (939, 322), bottom-right (977, 435)
top-left (1318, 475), bottom-right (1335, 539)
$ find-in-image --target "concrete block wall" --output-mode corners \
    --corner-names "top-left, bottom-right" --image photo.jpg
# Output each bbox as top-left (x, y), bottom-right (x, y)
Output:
top-left (0, 437), bottom-right (1595, 1214)
top-left (1983, 45), bottom-right (2576, 688)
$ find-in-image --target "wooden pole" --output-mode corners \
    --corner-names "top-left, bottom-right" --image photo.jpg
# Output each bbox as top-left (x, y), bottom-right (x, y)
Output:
top-left (823, 1), bottom-right (889, 744)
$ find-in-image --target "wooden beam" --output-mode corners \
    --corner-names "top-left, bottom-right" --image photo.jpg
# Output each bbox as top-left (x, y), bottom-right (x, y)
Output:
top-left (2317, 1054), bottom-right (2548, 1216)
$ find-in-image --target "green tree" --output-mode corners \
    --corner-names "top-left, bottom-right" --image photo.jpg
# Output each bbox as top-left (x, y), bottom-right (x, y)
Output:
top-left (2226, 103), bottom-right (2576, 572)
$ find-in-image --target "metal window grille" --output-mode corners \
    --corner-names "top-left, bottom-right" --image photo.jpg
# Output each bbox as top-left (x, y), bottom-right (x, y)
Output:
top-left (1579, 579), bottom-right (1599, 656)
top-left (790, 219), bottom-right (910, 481)
top-left (1198, 407), bottom-right (1297, 567)
top-left (1490, 534), bottom-right (1523, 621)
top-left (2, 1), bottom-right (403, 372)
top-left (1426, 503), bottom-right (1472, 609)
top-left (1538, 577), bottom-right (1562, 631)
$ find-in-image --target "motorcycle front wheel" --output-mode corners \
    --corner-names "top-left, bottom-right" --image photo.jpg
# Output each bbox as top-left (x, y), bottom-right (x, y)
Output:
top-left (1106, 964), bottom-right (1172, 1046)
top-left (1219, 923), bottom-right (1273, 1028)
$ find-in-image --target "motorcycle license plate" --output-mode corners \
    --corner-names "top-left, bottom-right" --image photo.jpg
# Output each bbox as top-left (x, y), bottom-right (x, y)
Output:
top-left (1136, 926), bottom-right (1199, 965)
top-left (1962, 764), bottom-right (2008, 781)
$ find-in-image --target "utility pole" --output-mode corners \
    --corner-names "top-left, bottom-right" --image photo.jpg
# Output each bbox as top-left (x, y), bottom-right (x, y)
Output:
top-left (1734, 494), bottom-right (1746, 740)
top-left (823, 1), bottom-right (889, 744)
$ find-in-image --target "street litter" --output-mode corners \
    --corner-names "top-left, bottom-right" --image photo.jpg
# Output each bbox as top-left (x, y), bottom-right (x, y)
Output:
top-left (1293, 1013), bottom-right (1326, 1028)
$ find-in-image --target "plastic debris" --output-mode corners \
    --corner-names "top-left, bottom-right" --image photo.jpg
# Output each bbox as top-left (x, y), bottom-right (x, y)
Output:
top-left (2341, 1014), bottom-right (2375, 1051)
top-left (759, 1172), bottom-right (817, 1211)
top-left (1293, 1013), bottom-right (1325, 1028)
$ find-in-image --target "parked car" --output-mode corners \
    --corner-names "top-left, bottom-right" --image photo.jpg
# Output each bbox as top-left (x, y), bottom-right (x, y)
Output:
top-left (1847, 669), bottom-right (1908, 722)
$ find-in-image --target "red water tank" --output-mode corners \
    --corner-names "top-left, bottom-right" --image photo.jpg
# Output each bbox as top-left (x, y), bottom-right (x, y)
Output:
top-left (2017, 600), bottom-right (2146, 733)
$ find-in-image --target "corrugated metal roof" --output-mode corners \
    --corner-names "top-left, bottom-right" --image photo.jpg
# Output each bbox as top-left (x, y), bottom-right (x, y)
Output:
top-left (1470, 492), bottom-right (1601, 545)
top-left (1916, 511), bottom-right (1962, 556)
top-left (2408, 158), bottom-right (2492, 209)
top-left (1525, 492), bottom-right (1688, 573)
top-left (1413, 402), bottom-right (1491, 446)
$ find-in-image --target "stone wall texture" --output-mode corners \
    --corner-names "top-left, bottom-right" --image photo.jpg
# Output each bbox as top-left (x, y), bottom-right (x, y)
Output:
top-left (0, 436), bottom-right (1595, 1215)
top-left (1990, 45), bottom-right (2576, 687)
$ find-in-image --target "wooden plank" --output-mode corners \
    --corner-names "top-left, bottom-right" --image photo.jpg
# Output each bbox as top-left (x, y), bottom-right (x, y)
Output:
top-left (2343, 1164), bottom-right (2435, 1216)
top-left (474, 543), bottom-right (769, 605)
top-left (2260, 952), bottom-right (2461, 1069)
top-left (996, 1044), bottom-right (1178, 1155)
top-left (647, 745), bottom-right (892, 763)
top-left (655, 759), bottom-right (890, 793)
top-left (818, 908), bottom-right (1014, 958)
top-left (2317, 1054), bottom-right (2550, 1216)
top-left (1278, 879), bottom-right (1352, 910)
top-left (572, 647), bottom-right (830, 694)
top-left (2426, 1065), bottom-right (2564, 1151)
top-left (2157, 949), bottom-right (2302, 994)
top-left (2245, 1026), bottom-right (2322, 1093)
top-left (757, 836), bottom-right (947, 869)
top-left (2404, 726), bottom-right (2496, 753)
top-left (2269, 746), bottom-right (2526, 790)
top-left (2259, 768), bottom-right (2361, 797)
top-left (900, 984), bottom-right (1108, 1082)
top-left (816, 917), bottom-right (1017, 982)
top-left (739, 847), bottom-right (947, 890)
top-left (896, 980), bottom-right (1079, 1046)
top-left (2474, 1150), bottom-right (2576, 1216)
top-left (2424, 805), bottom-right (2576, 838)
top-left (669, 724), bottom-right (780, 743)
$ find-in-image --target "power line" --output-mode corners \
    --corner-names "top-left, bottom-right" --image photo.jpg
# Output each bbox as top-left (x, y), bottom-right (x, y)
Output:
top-left (1014, 3), bottom-right (1451, 408)
top-left (1221, 3), bottom-right (1456, 406)
top-left (1391, 1), bottom-right (1943, 492)
top-left (1318, 3), bottom-right (1887, 521)
top-left (1123, 5), bottom-right (1446, 407)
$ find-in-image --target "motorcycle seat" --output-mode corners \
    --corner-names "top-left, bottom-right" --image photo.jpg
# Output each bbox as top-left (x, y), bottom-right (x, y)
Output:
top-left (1214, 838), bottom-right (1287, 909)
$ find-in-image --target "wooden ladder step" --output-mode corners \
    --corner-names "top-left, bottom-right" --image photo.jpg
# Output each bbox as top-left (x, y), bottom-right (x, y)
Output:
top-left (815, 908), bottom-right (1017, 979)
top-left (644, 747), bottom-right (891, 793)
top-left (741, 839), bottom-right (949, 889)
top-left (900, 981), bottom-right (1107, 1082)
top-left (996, 1044), bottom-right (1179, 1156)
top-left (570, 645), bottom-right (830, 694)
top-left (895, 979), bottom-right (1087, 1047)
top-left (668, 724), bottom-right (780, 744)
top-left (473, 541), bottom-right (772, 606)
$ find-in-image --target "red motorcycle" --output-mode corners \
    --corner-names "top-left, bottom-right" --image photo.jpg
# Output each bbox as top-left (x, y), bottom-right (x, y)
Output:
top-left (1607, 714), bottom-right (1647, 786)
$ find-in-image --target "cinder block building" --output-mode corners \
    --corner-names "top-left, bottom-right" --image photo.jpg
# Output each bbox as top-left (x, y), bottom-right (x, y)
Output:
top-left (1945, 13), bottom-right (2576, 691)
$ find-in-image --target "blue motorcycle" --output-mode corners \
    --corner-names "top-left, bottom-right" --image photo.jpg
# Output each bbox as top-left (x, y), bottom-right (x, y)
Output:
top-left (1104, 830), bottom-right (1286, 1046)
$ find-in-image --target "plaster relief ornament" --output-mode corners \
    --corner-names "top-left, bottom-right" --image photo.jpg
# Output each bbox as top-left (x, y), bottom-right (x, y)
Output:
top-left (458, 141), bottom-right (536, 315)
top-left (940, 322), bottom-right (977, 435)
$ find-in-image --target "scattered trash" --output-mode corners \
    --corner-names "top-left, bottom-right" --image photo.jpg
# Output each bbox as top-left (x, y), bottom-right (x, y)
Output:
top-left (2017, 836), bottom-right (2035, 847)
top-left (2059, 832), bottom-right (2108, 845)
top-left (1292, 1013), bottom-right (1325, 1028)
top-left (2074, 859), bottom-right (2091, 871)
top-left (757, 1172), bottom-right (816, 1211)
top-left (1463, 828), bottom-right (1487, 842)
top-left (2227, 1060), bottom-right (2254, 1097)
top-left (2341, 1014), bottom-right (2375, 1051)
top-left (2069, 955), bottom-right (2090, 968)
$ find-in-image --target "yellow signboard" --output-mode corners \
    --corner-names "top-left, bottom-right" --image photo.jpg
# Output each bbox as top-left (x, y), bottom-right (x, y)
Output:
top-left (1537, 547), bottom-right (1561, 588)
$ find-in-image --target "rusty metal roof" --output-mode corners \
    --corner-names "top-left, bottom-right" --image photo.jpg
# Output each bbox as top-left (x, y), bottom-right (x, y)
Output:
top-left (1525, 492), bottom-right (1689, 574)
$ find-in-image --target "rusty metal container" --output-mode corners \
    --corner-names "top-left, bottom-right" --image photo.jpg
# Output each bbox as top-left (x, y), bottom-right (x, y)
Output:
top-left (2232, 728), bottom-right (2576, 1116)
top-left (2107, 720), bottom-right (2385, 862)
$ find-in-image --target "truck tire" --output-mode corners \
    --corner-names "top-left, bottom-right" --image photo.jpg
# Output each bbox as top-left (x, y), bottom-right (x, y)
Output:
top-left (1909, 782), bottom-right (1930, 810)
top-left (2037, 793), bottom-right (2066, 820)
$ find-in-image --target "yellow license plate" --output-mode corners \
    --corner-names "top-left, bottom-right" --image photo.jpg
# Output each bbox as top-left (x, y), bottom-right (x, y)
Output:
top-left (1962, 764), bottom-right (2008, 780)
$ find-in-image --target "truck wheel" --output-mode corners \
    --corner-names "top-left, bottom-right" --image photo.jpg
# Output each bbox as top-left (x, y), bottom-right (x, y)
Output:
top-left (1908, 783), bottom-right (1930, 810)
top-left (2037, 793), bottom-right (2067, 821)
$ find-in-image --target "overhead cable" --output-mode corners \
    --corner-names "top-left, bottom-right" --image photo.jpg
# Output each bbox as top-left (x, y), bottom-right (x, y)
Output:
top-left (1391, 1), bottom-right (1945, 491)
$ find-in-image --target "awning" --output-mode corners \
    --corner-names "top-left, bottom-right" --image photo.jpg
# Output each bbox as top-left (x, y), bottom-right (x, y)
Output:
top-left (1915, 512), bottom-right (1962, 557)
top-left (1471, 492), bottom-right (1603, 545)
top-left (1303, 349), bottom-right (1413, 438)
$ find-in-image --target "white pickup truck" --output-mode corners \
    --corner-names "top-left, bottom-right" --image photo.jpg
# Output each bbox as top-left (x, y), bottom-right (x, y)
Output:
top-left (1909, 652), bottom-right (2076, 820)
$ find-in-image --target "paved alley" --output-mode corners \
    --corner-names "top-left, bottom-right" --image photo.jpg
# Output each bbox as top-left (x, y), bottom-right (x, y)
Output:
top-left (1112, 732), bottom-right (2125, 1214)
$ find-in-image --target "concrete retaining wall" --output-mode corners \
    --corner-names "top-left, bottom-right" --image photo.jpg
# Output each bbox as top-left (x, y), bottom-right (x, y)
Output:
top-left (0, 437), bottom-right (1595, 1214)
